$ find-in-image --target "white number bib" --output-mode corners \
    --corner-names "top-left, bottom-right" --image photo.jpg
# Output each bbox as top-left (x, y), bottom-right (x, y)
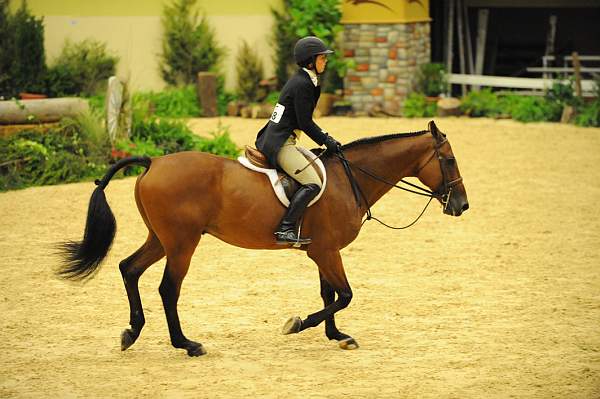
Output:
top-left (270, 103), bottom-right (285, 123)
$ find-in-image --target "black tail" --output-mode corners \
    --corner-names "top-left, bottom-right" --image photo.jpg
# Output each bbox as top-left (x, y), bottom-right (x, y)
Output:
top-left (57, 156), bottom-right (152, 281)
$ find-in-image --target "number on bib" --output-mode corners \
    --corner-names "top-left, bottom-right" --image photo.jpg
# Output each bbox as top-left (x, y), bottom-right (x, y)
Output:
top-left (270, 103), bottom-right (285, 123)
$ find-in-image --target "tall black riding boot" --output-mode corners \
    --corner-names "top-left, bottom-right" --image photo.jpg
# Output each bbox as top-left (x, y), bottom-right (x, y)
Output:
top-left (275, 183), bottom-right (320, 245)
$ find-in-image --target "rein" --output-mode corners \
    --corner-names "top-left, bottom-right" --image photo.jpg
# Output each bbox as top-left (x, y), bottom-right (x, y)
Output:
top-left (334, 132), bottom-right (458, 230)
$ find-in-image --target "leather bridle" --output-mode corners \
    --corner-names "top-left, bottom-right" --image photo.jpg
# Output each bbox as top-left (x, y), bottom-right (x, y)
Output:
top-left (335, 130), bottom-right (462, 229)
top-left (416, 134), bottom-right (463, 211)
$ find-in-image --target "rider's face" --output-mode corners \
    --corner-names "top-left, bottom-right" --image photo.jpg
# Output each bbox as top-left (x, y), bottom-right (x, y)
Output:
top-left (315, 54), bottom-right (328, 74)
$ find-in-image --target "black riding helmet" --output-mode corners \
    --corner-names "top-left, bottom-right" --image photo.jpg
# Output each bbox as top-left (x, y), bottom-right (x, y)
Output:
top-left (294, 36), bottom-right (334, 70)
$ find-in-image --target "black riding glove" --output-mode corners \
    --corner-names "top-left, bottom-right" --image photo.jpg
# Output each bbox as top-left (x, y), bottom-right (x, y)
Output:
top-left (324, 135), bottom-right (341, 154)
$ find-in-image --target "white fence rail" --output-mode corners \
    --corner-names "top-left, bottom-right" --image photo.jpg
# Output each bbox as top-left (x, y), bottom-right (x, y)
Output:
top-left (447, 73), bottom-right (596, 94)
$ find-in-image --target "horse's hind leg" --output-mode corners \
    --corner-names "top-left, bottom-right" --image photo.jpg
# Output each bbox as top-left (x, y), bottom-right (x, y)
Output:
top-left (119, 231), bottom-right (165, 351)
top-left (159, 239), bottom-right (205, 357)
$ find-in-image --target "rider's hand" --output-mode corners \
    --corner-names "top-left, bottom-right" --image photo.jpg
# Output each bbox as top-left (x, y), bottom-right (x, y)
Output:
top-left (324, 135), bottom-right (341, 154)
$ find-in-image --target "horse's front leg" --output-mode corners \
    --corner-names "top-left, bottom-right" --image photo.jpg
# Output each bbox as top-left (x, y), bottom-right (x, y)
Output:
top-left (282, 249), bottom-right (358, 350)
top-left (319, 272), bottom-right (356, 347)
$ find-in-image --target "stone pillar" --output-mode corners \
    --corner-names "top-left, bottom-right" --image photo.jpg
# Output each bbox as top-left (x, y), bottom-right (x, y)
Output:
top-left (343, 22), bottom-right (431, 115)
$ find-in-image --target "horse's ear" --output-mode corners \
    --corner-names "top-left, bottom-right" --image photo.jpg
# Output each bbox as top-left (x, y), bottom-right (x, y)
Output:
top-left (428, 120), bottom-right (439, 136)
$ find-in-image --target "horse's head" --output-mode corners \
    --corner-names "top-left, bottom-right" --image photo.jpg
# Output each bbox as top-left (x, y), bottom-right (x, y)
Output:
top-left (416, 121), bottom-right (469, 217)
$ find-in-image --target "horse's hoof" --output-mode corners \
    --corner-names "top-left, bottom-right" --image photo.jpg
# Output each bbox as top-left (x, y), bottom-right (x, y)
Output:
top-left (339, 337), bottom-right (359, 350)
top-left (183, 341), bottom-right (206, 357)
top-left (186, 342), bottom-right (207, 357)
top-left (120, 328), bottom-right (137, 351)
top-left (282, 316), bottom-right (303, 335)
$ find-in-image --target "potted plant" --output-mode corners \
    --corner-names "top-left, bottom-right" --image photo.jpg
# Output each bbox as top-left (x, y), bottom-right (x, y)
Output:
top-left (416, 63), bottom-right (447, 102)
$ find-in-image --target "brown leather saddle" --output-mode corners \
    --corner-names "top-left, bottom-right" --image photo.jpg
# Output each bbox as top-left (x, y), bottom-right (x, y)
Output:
top-left (244, 146), bottom-right (323, 200)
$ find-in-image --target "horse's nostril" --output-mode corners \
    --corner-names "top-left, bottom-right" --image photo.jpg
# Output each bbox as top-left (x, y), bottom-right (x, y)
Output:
top-left (462, 202), bottom-right (469, 212)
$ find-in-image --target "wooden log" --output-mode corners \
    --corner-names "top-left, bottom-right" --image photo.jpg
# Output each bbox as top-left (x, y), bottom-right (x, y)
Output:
top-left (196, 72), bottom-right (218, 117)
top-left (437, 97), bottom-right (462, 117)
top-left (561, 105), bottom-right (575, 124)
top-left (0, 98), bottom-right (89, 125)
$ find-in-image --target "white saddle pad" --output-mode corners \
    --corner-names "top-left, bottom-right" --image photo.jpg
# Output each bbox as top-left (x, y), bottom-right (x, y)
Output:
top-left (237, 147), bottom-right (327, 208)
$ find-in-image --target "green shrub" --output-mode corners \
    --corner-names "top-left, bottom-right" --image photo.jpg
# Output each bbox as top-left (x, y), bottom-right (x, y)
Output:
top-left (129, 117), bottom-right (239, 158)
top-left (0, 111), bottom-right (110, 191)
top-left (46, 39), bottom-right (118, 97)
top-left (574, 100), bottom-right (600, 127)
top-left (236, 40), bottom-right (264, 103)
top-left (574, 78), bottom-right (600, 127)
top-left (266, 91), bottom-right (280, 105)
top-left (87, 94), bottom-right (106, 115)
top-left (194, 123), bottom-right (240, 158)
top-left (271, 0), bottom-right (348, 93)
top-left (160, 0), bottom-right (225, 86)
top-left (216, 75), bottom-right (238, 116)
top-left (503, 95), bottom-right (561, 123)
top-left (416, 63), bottom-right (447, 97)
top-left (460, 88), bottom-right (501, 117)
top-left (0, 0), bottom-right (46, 98)
top-left (271, 0), bottom-right (296, 90)
top-left (545, 79), bottom-right (581, 108)
top-left (132, 86), bottom-right (201, 118)
top-left (403, 92), bottom-right (436, 118)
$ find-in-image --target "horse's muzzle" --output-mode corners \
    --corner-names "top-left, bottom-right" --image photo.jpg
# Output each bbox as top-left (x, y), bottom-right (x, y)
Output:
top-left (444, 195), bottom-right (469, 217)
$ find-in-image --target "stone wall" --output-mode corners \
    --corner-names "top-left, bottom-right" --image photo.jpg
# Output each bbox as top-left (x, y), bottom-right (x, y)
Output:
top-left (343, 22), bottom-right (430, 115)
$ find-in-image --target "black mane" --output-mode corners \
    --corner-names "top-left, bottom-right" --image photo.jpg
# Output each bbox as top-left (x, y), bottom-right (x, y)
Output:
top-left (340, 130), bottom-right (429, 150)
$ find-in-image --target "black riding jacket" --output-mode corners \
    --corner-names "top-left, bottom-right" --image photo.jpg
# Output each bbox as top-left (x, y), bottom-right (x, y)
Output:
top-left (255, 69), bottom-right (329, 166)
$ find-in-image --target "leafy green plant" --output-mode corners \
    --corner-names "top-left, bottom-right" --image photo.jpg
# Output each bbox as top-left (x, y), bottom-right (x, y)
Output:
top-left (236, 40), bottom-right (264, 103)
top-left (271, 0), bottom-right (296, 90)
top-left (160, 0), bottom-right (225, 86)
top-left (266, 91), bottom-right (280, 105)
top-left (132, 86), bottom-right (201, 118)
top-left (460, 89), bottom-right (502, 117)
top-left (194, 123), bottom-right (240, 158)
top-left (216, 75), bottom-right (238, 116)
top-left (416, 63), bottom-right (447, 97)
top-left (574, 100), bottom-right (600, 127)
top-left (0, 111), bottom-right (110, 191)
top-left (271, 0), bottom-right (348, 93)
top-left (545, 79), bottom-right (581, 108)
top-left (403, 92), bottom-right (436, 118)
top-left (46, 38), bottom-right (118, 96)
top-left (0, 0), bottom-right (46, 98)
top-left (574, 78), bottom-right (600, 127)
top-left (504, 95), bottom-right (561, 122)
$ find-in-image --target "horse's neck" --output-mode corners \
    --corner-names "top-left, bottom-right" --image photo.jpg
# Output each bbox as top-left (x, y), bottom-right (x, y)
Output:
top-left (345, 134), bottom-right (432, 208)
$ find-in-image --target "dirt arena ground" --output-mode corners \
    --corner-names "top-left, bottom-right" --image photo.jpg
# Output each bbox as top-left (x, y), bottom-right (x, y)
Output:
top-left (1, 116), bottom-right (599, 398)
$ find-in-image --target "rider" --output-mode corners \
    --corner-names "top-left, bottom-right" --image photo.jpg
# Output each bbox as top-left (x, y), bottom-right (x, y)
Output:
top-left (256, 36), bottom-right (341, 245)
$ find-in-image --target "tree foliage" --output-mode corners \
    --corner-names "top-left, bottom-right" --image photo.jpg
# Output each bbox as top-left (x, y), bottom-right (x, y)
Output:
top-left (0, 0), bottom-right (46, 98)
top-left (236, 40), bottom-right (264, 103)
top-left (159, 0), bottom-right (225, 86)
top-left (270, 0), bottom-right (348, 92)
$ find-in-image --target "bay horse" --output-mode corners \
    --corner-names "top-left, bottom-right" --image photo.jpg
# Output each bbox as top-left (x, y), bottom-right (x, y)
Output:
top-left (58, 120), bottom-right (468, 356)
